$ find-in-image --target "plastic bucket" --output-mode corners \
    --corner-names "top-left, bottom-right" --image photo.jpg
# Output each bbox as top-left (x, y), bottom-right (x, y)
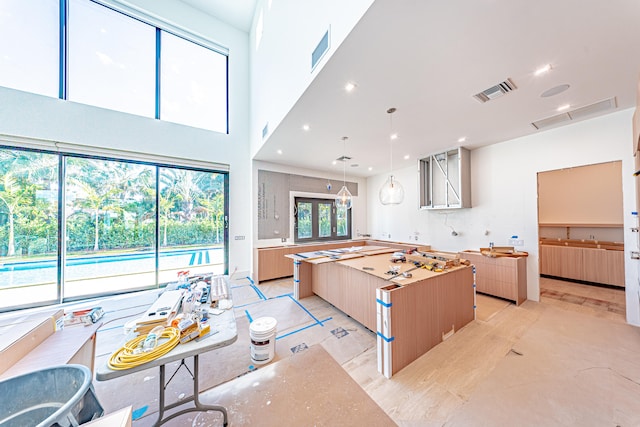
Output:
top-left (0, 364), bottom-right (103, 427)
top-left (249, 317), bottom-right (277, 365)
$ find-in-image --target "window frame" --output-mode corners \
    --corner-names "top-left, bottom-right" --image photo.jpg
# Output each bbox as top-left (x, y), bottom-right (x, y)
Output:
top-left (293, 197), bottom-right (352, 243)
top-left (0, 0), bottom-right (230, 133)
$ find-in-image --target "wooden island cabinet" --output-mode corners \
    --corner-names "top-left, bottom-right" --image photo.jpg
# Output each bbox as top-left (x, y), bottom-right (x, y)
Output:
top-left (287, 249), bottom-right (475, 378)
top-left (461, 250), bottom-right (528, 305)
top-left (255, 239), bottom-right (427, 282)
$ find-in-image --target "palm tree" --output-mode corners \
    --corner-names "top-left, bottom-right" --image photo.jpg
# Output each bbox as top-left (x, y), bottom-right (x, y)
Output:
top-left (0, 173), bottom-right (32, 256)
top-left (198, 192), bottom-right (224, 243)
top-left (71, 179), bottom-right (121, 251)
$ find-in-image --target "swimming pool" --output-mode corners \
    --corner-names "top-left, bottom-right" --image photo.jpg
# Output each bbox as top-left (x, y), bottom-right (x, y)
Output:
top-left (0, 247), bottom-right (224, 287)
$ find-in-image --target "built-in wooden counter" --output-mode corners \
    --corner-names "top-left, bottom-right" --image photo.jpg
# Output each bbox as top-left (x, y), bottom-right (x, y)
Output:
top-left (539, 238), bottom-right (624, 287)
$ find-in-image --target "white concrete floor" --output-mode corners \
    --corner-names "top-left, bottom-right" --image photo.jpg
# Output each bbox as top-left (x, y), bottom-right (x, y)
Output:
top-left (4, 274), bottom-right (634, 426)
top-left (86, 275), bottom-right (640, 426)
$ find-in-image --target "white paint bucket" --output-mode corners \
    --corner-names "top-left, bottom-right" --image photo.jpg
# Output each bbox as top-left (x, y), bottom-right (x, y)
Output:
top-left (250, 317), bottom-right (277, 364)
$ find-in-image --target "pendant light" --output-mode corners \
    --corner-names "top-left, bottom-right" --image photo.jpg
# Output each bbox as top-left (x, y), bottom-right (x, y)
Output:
top-left (335, 136), bottom-right (353, 210)
top-left (379, 107), bottom-right (404, 205)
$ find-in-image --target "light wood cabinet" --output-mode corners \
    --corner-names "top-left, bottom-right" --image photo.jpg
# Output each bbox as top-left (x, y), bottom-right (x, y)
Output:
top-left (539, 243), bottom-right (624, 287)
top-left (542, 245), bottom-right (584, 281)
top-left (462, 251), bottom-right (527, 305)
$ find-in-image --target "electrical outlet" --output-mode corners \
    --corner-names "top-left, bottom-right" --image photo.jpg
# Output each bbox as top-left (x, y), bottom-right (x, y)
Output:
top-left (234, 235), bottom-right (245, 240)
top-left (508, 239), bottom-right (524, 246)
top-left (631, 251), bottom-right (640, 260)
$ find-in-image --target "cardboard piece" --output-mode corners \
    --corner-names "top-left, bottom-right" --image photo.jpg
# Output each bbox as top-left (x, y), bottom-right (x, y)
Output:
top-left (0, 309), bottom-right (63, 375)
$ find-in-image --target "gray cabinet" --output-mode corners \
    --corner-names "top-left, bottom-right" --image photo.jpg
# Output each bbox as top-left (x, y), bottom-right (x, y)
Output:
top-left (419, 147), bottom-right (471, 209)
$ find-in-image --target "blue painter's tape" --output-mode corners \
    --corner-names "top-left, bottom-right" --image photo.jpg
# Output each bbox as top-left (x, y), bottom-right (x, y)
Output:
top-left (246, 276), bottom-right (255, 285)
top-left (132, 406), bottom-right (148, 420)
top-left (98, 324), bottom-right (124, 333)
top-left (473, 305), bottom-right (477, 309)
top-left (472, 266), bottom-right (476, 273)
top-left (376, 298), bottom-right (392, 308)
top-left (376, 331), bottom-right (394, 342)
top-left (276, 317), bottom-right (333, 340)
top-left (245, 309), bottom-right (253, 323)
top-left (287, 294), bottom-right (324, 326)
top-left (473, 284), bottom-right (476, 288)
top-left (274, 294), bottom-right (290, 299)
top-left (250, 284), bottom-right (267, 300)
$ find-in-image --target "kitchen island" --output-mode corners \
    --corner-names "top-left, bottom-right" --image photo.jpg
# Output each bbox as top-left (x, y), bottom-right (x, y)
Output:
top-left (287, 249), bottom-right (475, 377)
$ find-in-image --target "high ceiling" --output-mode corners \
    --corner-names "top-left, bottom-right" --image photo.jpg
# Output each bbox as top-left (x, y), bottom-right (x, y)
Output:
top-left (186, 0), bottom-right (640, 178)
top-left (179, 0), bottom-right (257, 32)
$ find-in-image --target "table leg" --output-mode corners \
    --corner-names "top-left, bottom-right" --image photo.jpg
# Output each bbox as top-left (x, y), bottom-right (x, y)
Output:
top-left (152, 355), bottom-right (228, 426)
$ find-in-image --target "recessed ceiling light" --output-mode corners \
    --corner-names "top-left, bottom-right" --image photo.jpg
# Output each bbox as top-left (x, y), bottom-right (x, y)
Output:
top-left (556, 104), bottom-right (570, 112)
top-left (403, 155), bottom-right (410, 160)
top-left (535, 64), bottom-right (552, 76)
top-left (541, 84), bottom-right (570, 98)
top-left (332, 160), bottom-right (337, 165)
top-left (345, 82), bottom-right (357, 92)
top-left (458, 136), bottom-right (466, 143)
top-left (390, 133), bottom-right (398, 140)
top-left (368, 167), bottom-right (373, 171)
top-left (302, 124), bottom-right (310, 131)
top-left (277, 149), bottom-right (282, 155)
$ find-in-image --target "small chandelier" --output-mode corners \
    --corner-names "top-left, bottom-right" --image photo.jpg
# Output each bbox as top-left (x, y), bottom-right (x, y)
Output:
top-left (379, 107), bottom-right (404, 205)
top-left (335, 136), bottom-right (353, 210)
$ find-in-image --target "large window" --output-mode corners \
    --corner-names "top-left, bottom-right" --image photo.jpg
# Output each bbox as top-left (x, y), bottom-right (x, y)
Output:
top-left (64, 157), bottom-right (156, 299)
top-left (0, 149), bottom-right (59, 309)
top-left (294, 197), bottom-right (351, 243)
top-left (160, 32), bottom-right (228, 133)
top-left (157, 167), bottom-right (226, 283)
top-left (0, 0), bottom-right (228, 133)
top-left (67, 0), bottom-right (156, 117)
top-left (0, 0), bottom-right (59, 97)
top-left (0, 146), bottom-right (228, 312)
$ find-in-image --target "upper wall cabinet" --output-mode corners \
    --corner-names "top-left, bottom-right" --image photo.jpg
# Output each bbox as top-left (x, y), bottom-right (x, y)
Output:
top-left (419, 147), bottom-right (471, 209)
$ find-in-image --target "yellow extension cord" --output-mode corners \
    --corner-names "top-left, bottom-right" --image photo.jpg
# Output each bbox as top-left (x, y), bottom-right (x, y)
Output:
top-left (108, 327), bottom-right (180, 370)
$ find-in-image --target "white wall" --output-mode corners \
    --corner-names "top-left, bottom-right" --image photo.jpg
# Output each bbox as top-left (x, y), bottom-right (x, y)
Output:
top-left (367, 109), bottom-right (639, 326)
top-left (0, 1), bottom-right (254, 276)
top-left (249, 0), bottom-right (374, 158)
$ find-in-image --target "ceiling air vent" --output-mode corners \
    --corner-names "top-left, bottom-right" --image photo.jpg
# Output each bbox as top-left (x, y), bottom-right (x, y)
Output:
top-left (473, 78), bottom-right (517, 103)
top-left (336, 155), bottom-right (352, 162)
top-left (568, 97), bottom-right (617, 121)
top-left (532, 97), bottom-right (617, 130)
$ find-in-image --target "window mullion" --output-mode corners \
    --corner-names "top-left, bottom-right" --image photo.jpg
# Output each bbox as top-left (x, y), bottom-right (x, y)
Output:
top-left (60, 0), bottom-right (68, 99)
top-left (156, 28), bottom-right (161, 119)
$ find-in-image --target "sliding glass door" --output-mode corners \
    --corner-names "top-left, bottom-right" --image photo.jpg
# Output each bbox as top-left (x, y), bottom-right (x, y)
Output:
top-left (157, 167), bottom-right (226, 284)
top-left (64, 157), bottom-right (156, 299)
top-left (0, 146), bottom-right (228, 311)
top-left (0, 149), bottom-right (59, 309)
